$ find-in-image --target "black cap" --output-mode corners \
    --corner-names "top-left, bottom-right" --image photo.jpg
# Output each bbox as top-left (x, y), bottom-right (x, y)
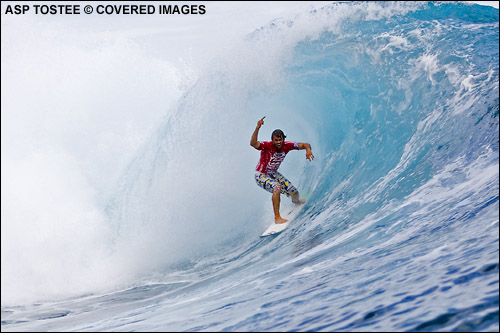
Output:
top-left (271, 129), bottom-right (286, 139)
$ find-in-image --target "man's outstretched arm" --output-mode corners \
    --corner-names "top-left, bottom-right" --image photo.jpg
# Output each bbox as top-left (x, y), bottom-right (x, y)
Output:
top-left (250, 116), bottom-right (265, 149)
top-left (298, 142), bottom-right (314, 161)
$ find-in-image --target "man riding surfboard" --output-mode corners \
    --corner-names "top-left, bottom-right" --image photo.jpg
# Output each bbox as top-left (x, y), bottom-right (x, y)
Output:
top-left (250, 116), bottom-right (314, 224)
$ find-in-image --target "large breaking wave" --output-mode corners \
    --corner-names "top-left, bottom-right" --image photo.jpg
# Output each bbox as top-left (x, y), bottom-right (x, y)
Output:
top-left (2, 1), bottom-right (498, 331)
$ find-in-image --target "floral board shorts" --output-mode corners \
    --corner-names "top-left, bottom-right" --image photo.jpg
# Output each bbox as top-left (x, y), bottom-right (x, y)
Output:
top-left (255, 171), bottom-right (298, 197)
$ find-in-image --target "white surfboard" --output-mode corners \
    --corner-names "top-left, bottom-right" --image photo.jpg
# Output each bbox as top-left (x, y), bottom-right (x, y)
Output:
top-left (261, 221), bottom-right (289, 237)
top-left (260, 201), bottom-right (306, 237)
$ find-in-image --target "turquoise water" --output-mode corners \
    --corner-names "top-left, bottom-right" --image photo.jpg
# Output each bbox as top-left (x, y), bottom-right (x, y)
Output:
top-left (2, 2), bottom-right (498, 331)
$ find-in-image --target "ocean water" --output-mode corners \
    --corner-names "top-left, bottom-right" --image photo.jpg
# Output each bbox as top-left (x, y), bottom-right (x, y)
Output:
top-left (1, 1), bottom-right (499, 332)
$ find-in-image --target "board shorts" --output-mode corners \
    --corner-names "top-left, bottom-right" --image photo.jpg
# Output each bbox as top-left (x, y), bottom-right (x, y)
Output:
top-left (255, 171), bottom-right (298, 198)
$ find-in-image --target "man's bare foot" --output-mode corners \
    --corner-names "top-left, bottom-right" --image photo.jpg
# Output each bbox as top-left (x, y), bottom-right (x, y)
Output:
top-left (275, 217), bottom-right (288, 224)
top-left (293, 198), bottom-right (306, 205)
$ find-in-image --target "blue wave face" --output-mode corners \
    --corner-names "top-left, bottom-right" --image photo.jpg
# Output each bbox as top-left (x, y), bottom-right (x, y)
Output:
top-left (3, 2), bottom-right (497, 332)
top-left (281, 1), bottom-right (499, 226)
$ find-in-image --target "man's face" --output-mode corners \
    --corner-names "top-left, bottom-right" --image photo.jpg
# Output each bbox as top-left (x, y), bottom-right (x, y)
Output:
top-left (272, 135), bottom-right (284, 150)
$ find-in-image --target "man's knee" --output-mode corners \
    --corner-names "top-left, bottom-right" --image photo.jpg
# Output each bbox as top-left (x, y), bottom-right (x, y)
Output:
top-left (273, 185), bottom-right (282, 194)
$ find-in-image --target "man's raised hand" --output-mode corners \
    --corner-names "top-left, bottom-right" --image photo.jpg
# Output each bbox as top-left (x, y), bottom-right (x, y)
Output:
top-left (257, 116), bottom-right (266, 128)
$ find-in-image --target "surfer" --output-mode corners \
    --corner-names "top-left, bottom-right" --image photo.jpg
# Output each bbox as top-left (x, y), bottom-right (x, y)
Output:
top-left (250, 116), bottom-right (314, 224)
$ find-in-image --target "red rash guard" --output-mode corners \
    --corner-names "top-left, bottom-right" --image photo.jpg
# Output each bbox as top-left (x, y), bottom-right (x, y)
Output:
top-left (255, 141), bottom-right (299, 174)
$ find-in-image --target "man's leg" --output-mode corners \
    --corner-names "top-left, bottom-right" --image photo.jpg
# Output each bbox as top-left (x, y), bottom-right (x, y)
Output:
top-left (255, 172), bottom-right (287, 223)
top-left (274, 172), bottom-right (305, 205)
top-left (272, 185), bottom-right (288, 224)
top-left (291, 192), bottom-right (306, 205)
